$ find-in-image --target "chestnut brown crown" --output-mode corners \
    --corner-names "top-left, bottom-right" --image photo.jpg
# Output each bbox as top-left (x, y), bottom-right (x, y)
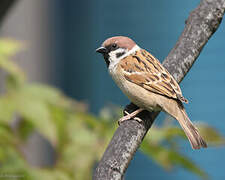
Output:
top-left (102, 36), bottom-right (136, 50)
top-left (96, 36), bottom-right (136, 54)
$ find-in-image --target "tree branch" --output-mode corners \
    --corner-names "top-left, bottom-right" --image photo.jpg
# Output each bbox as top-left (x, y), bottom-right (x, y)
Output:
top-left (93, 0), bottom-right (225, 179)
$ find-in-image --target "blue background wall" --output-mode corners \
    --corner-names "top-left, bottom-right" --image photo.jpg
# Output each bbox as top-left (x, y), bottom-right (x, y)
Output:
top-left (53, 0), bottom-right (225, 179)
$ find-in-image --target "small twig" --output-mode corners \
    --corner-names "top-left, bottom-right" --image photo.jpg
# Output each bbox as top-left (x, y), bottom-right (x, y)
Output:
top-left (93, 0), bottom-right (225, 179)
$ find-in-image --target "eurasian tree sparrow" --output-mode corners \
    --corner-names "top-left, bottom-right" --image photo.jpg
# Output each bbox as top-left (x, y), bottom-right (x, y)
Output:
top-left (96, 36), bottom-right (207, 149)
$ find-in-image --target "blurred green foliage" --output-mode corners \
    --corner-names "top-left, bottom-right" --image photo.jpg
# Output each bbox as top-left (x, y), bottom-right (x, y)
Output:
top-left (0, 39), bottom-right (224, 179)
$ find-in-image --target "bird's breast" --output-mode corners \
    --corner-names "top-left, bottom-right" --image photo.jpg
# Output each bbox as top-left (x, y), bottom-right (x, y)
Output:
top-left (109, 65), bottom-right (161, 111)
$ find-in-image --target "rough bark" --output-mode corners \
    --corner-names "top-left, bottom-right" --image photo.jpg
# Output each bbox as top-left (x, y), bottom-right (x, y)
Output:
top-left (93, 0), bottom-right (225, 179)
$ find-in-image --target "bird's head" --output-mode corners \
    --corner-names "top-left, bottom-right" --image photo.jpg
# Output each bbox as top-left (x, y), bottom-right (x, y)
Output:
top-left (96, 36), bottom-right (139, 68)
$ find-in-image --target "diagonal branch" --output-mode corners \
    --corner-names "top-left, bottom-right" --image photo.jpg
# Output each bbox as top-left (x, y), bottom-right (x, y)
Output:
top-left (93, 0), bottom-right (225, 179)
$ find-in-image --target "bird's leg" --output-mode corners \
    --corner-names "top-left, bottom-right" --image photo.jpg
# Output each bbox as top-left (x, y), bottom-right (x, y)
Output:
top-left (118, 108), bottom-right (144, 125)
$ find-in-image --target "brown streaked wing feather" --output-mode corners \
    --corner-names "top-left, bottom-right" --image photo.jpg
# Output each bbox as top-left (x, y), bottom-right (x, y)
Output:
top-left (120, 49), bottom-right (188, 103)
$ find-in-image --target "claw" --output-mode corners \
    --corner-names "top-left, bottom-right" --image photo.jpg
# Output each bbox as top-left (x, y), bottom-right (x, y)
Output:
top-left (134, 117), bottom-right (142, 123)
top-left (118, 108), bottom-right (144, 125)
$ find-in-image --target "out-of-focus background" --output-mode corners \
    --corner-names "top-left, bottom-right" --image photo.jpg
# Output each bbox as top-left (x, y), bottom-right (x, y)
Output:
top-left (1, 0), bottom-right (225, 179)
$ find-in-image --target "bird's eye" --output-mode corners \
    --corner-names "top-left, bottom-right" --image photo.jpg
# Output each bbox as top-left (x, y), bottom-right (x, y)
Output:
top-left (112, 43), bottom-right (117, 48)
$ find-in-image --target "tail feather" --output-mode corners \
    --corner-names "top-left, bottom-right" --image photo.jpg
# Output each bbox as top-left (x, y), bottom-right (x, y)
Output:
top-left (162, 99), bottom-right (207, 149)
top-left (176, 103), bottom-right (207, 149)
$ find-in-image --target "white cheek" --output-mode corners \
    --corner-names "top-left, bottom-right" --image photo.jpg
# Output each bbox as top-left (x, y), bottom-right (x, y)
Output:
top-left (108, 45), bottom-right (140, 74)
top-left (108, 48), bottom-right (127, 73)
top-left (108, 48), bottom-right (127, 62)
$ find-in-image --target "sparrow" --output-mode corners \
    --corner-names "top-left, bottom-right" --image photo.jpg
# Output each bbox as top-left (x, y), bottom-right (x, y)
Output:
top-left (96, 36), bottom-right (207, 149)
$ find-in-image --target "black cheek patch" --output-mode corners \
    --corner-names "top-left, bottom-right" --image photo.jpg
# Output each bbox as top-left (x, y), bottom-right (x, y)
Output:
top-left (116, 52), bottom-right (125, 58)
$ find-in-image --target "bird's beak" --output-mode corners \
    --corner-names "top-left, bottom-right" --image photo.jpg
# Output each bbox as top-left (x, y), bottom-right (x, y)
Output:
top-left (96, 47), bottom-right (108, 54)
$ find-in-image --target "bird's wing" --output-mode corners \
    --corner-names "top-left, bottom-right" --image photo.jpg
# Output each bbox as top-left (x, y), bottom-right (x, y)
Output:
top-left (119, 49), bottom-right (188, 103)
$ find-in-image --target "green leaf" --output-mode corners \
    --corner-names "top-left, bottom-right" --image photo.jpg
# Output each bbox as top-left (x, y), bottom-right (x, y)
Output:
top-left (99, 104), bottom-right (122, 122)
top-left (21, 83), bottom-right (66, 105)
top-left (0, 58), bottom-right (25, 83)
top-left (13, 118), bottom-right (35, 141)
top-left (169, 150), bottom-right (208, 179)
top-left (48, 104), bottom-right (69, 150)
top-left (0, 39), bottom-right (24, 57)
top-left (14, 90), bottom-right (57, 144)
top-left (28, 169), bottom-right (71, 180)
top-left (198, 123), bottom-right (225, 146)
top-left (141, 140), bottom-right (208, 179)
top-left (145, 125), bottom-right (185, 145)
top-left (0, 95), bottom-right (16, 123)
top-left (0, 122), bottom-right (14, 145)
top-left (0, 39), bottom-right (25, 85)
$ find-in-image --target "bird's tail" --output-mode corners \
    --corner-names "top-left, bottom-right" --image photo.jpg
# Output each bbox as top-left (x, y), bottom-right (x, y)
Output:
top-left (165, 101), bottom-right (207, 149)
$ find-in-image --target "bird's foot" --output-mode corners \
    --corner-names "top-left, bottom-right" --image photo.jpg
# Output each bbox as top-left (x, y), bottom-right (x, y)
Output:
top-left (118, 108), bottom-right (144, 125)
